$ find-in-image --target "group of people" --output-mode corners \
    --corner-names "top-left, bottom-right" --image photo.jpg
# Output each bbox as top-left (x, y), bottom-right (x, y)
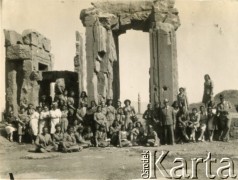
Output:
top-left (3, 74), bottom-right (233, 153)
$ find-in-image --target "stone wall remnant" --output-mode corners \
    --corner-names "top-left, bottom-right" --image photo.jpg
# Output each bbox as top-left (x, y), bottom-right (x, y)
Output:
top-left (4, 29), bottom-right (53, 113)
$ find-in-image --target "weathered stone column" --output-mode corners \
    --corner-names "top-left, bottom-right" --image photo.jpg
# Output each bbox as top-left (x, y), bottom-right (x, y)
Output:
top-left (149, 23), bottom-right (178, 104)
top-left (74, 31), bottom-right (84, 96)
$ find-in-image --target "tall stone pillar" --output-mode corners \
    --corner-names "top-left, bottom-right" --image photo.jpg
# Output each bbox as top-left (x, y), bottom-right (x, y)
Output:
top-left (6, 63), bottom-right (18, 115)
top-left (149, 23), bottom-right (178, 105)
top-left (74, 31), bottom-right (84, 96)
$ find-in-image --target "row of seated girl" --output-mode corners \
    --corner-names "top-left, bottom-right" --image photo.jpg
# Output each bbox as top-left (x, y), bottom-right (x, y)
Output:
top-left (34, 120), bottom-right (159, 153)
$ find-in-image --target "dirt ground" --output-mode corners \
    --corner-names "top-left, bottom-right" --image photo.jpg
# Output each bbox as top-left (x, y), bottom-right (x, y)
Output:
top-left (1, 135), bottom-right (238, 180)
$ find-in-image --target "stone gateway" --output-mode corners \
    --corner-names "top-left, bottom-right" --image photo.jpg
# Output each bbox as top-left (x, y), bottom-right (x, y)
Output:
top-left (80, 0), bottom-right (180, 105)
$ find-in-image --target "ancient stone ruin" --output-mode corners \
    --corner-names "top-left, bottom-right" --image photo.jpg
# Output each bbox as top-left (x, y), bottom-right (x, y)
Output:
top-left (4, 0), bottom-right (180, 114)
top-left (80, 0), bottom-right (180, 105)
top-left (4, 30), bottom-right (79, 115)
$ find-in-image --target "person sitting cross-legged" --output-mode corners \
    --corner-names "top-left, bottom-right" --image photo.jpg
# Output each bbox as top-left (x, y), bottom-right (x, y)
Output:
top-left (188, 108), bottom-right (200, 142)
top-left (118, 125), bottom-right (132, 148)
top-left (95, 125), bottom-right (110, 147)
top-left (75, 127), bottom-right (92, 148)
top-left (82, 126), bottom-right (94, 146)
top-left (109, 120), bottom-right (121, 146)
top-left (35, 127), bottom-right (54, 153)
top-left (52, 124), bottom-right (64, 151)
top-left (60, 126), bottom-right (83, 152)
top-left (130, 121), bottom-right (145, 146)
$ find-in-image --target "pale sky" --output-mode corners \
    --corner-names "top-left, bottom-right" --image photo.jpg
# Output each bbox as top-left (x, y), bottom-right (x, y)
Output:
top-left (1, 0), bottom-right (238, 113)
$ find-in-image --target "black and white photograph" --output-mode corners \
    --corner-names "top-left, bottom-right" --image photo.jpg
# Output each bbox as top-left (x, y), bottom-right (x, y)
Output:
top-left (0, 0), bottom-right (238, 179)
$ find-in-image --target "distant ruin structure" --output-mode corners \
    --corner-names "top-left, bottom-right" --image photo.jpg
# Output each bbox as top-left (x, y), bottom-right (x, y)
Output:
top-left (80, 0), bottom-right (180, 105)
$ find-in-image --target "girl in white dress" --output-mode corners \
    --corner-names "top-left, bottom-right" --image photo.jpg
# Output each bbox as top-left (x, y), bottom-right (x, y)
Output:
top-left (38, 106), bottom-right (50, 134)
top-left (29, 108), bottom-right (40, 144)
top-left (50, 103), bottom-right (62, 134)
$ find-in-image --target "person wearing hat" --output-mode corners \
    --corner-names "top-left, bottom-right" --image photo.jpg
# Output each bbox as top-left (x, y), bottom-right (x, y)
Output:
top-left (160, 99), bottom-right (175, 145)
top-left (177, 87), bottom-right (189, 111)
top-left (216, 94), bottom-right (232, 142)
top-left (207, 106), bottom-right (216, 142)
top-left (123, 99), bottom-right (136, 129)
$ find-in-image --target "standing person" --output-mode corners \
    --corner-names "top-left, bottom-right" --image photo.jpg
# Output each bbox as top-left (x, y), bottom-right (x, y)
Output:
top-left (188, 108), bottom-right (200, 142)
top-left (38, 106), bottom-right (50, 134)
top-left (5, 111), bottom-right (17, 142)
top-left (118, 125), bottom-right (132, 147)
top-left (79, 91), bottom-right (88, 108)
top-left (49, 103), bottom-right (62, 135)
top-left (172, 101), bottom-right (180, 141)
top-left (60, 105), bottom-right (69, 133)
top-left (143, 103), bottom-right (154, 132)
top-left (106, 99), bottom-right (116, 130)
top-left (67, 91), bottom-right (76, 116)
top-left (153, 102), bottom-right (163, 142)
top-left (123, 99), bottom-right (136, 129)
top-left (176, 106), bottom-right (190, 144)
top-left (202, 74), bottom-right (214, 107)
top-left (216, 94), bottom-right (232, 142)
top-left (198, 105), bottom-right (207, 142)
top-left (86, 100), bottom-right (98, 130)
top-left (35, 127), bottom-right (54, 153)
top-left (160, 99), bottom-right (175, 145)
top-left (75, 103), bottom-right (87, 124)
top-left (177, 87), bottom-right (189, 111)
top-left (100, 100), bottom-right (108, 116)
top-left (17, 107), bottom-right (30, 144)
top-left (207, 106), bottom-right (216, 142)
top-left (94, 106), bottom-right (107, 132)
top-left (115, 100), bottom-right (125, 125)
top-left (29, 108), bottom-right (39, 144)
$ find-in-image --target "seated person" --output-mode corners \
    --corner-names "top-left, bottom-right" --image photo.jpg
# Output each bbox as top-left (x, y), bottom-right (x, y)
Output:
top-left (188, 108), bottom-right (200, 142)
top-left (83, 126), bottom-right (94, 145)
top-left (17, 106), bottom-right (30, 144)
top-left (176, 107), bottom-right (190, 144)
top-left (94, 106), bottom-right (107, 131)
top-left (95, 126), bottom-right (110, 147)
top-left (146, 125), bottom-right (159, 147)
top-left (109, 120), bottom-right (121, 146)
top-left (126, 122), bottom-right (134, 139)
top-left (35, 127), bottom-right (54, 153)
top-left (118, 125), bottom-right (132, 148)
top-left (60, 126), bottom-right (83, 152)
top-left (75, 127), bottom-right (92, 148)
top-left (130, 121), bottom-right (145, 146)
top-left (72, 120), bottom-right (83, 133)
top-left (52, 124), bottom-right (64, 151)
top-left (5, 111), bottom-right (17, 142)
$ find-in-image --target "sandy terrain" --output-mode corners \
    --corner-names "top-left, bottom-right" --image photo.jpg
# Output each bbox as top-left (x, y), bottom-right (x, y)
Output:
top-left (1, 135), bottom-right (238, 179)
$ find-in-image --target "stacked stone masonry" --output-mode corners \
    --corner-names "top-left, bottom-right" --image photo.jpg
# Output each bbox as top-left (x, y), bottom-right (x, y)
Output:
top-left (4, 29), bottom-right (53, 115)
